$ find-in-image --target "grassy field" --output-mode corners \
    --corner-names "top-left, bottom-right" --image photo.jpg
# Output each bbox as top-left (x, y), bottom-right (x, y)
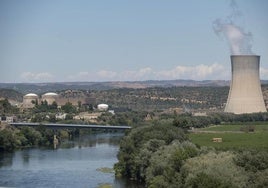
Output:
top-left (201, 123), bottom-right (268, 132)
top-left (189, 123), bottom-right (268, 150)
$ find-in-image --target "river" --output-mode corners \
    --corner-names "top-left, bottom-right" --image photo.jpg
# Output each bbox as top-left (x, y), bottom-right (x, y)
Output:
top-left (0, 132), bottom-right (144, 188)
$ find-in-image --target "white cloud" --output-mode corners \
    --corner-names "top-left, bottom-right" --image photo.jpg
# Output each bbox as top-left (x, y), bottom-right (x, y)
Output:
top-left (97, 70), bottom-right (117, 79)
top-left (119, 67), bottom-right (153, 80)
top-left (156, 63), bottom-right (229, 80)
top-left (20, 72), bottom-right (54, 82)
top-left (18, 65), bottom-right (268, 83)
top-left (67, 70), bottom-right (117, 82)
top-left (68, 63), bottom-right (230, 82)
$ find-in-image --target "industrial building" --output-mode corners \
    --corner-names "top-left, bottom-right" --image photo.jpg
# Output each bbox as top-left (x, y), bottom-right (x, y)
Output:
top-left (97, 104), bottom-right (109, 111)
top-left (41, 92), bottom-right (59, 105)
top-left (224, 55), bottom-right (267, 114)
top-left (22, 90), bottom-right (95, 109)
top-left (23, 93), bottom-right (39, 108)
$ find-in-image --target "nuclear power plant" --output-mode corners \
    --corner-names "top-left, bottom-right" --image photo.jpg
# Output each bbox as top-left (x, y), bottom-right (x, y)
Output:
top-left (22, 90), bottom-right (96, 109)
top-left (224, 55), bottom-right (267, 114)
top-left (23, 93), bottom-right (39, 108)
top-left (41, 92), bottom-right (59, 105)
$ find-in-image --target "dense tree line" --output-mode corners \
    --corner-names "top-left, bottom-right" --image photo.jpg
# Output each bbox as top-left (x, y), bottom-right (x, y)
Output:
top-left (173, 112), bottom-right (268, 129)
top-left (115, 124), bottom-right (268, 188)
top-left (114, 125), bottom-right (188, 181)
top-left (0, 125), bottom-right (79, 152)
top-left (0, 126), bottom-right (55, 152)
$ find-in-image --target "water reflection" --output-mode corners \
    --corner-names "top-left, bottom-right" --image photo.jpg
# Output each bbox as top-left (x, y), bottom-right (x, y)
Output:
top-left (22, 150), bottom-right (30, 166)
top-left (60, 133), bottom-right (123, 149)
top-left (0, 152), bottom-right (13, 168)
top-left (0, 132), bottom-right (145, 188)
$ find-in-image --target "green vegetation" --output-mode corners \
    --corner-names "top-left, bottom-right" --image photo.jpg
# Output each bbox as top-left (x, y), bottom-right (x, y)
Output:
top-left (173, 112), bottom-right (268, 129)
top-left (190, 123), bottom-right (268, 150)
top-left (116, 124), bottom-right (268, 187)
top-left (0, 125), bottom-right (59, 152)
top-left (61, 102), bottom-right (77, 113)
top-left (33, 100), bottom-right (58, 113)
top-left (114, 125), bottom-right (188, 181)
top-left (190, 132), bottom-right (268, 150)
top-left (201, 123), bottom-right (268, 132)
top-left (0, 98), bottom-right (19, 114)
top-left (94, 86), bottom-right (228, 111)
top-left (1, 86), bottom-right (268, 187)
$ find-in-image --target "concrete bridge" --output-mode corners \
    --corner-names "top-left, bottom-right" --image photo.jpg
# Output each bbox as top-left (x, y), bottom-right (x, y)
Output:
top-left (10, 122), bottom-right (131, 130)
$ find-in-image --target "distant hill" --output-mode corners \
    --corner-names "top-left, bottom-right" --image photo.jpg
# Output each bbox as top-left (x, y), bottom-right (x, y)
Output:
top-left (0, 80), bottom-right (267, 94)
top-left (0, 80), bottom-right (231, 94)
top-left (0, 88), bottom-right (23, 102)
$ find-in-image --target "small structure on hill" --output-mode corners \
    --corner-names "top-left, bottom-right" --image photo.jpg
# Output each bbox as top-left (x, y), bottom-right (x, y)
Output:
top-left (97, 104), bottom-right (109, 111)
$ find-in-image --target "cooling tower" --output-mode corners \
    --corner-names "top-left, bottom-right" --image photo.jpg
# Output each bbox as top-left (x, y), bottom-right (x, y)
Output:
top-left (224, 55), bottom-right (266, 114)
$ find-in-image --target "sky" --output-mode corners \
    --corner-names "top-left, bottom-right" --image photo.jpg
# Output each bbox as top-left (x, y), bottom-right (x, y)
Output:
top-left (0, 0), bottom-right (268, 83)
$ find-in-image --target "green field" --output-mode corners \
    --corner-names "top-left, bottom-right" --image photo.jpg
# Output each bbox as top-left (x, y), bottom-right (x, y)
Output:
top-left (201, 123), bottom-right (268, 132)
top-left (189, 123), bottom-right (268, 150)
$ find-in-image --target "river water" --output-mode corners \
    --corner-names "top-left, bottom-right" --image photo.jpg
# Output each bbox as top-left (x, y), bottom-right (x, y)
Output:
top-left (0, 132), bottom-right (143, 188)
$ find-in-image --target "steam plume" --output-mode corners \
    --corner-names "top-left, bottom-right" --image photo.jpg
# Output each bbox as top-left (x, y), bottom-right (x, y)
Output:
top-left (213, 0), bottom-right (254, 55)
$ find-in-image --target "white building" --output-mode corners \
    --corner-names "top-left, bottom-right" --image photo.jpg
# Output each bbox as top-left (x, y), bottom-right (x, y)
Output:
top-left (97, 104), bottom-right (109, 111)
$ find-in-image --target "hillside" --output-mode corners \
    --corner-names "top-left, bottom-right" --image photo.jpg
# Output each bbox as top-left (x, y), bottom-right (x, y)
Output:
top-left (0, 89), bottom-right (23, 102)
top-left (0, 80), bottom-right (230, 94)
top-left (0, 82), bottom-right (267, 112)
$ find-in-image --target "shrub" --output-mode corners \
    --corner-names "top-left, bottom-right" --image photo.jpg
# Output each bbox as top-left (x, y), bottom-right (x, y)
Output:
top-left (0, 129), bottom-right (18, 151)
top-left (181, 151), bottom-right (248, 188)
top-left (187, 172), bottom-right (233, 188)
top-left (145, 141), bottom-right (198, 187)
top-left (115, 124), bottom-right (188, 181)
top-left (234, 150), bottom-right (268, 172)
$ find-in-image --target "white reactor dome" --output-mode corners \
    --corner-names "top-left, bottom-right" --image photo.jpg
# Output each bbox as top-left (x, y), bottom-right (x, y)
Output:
top-left (97, 104), bottom-right (109, 111)
top-left (43, 92), bottom-right (58, 96)
top-left (42, 92), bottom-right (58, 105)
top-left (23, 93), bottom-right (39, 108)
top-left (25, 93), bottom-right (38, 97)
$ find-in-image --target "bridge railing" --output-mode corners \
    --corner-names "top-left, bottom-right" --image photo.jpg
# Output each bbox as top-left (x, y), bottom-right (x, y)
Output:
top-left (10, 122), bottom-right (131, 130)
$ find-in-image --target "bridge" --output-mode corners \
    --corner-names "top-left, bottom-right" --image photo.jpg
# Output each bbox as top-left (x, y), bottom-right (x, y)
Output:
top-left (10, 122), bottom-right (131, 130)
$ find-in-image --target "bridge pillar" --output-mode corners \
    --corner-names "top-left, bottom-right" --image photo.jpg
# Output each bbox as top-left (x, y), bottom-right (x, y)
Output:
top-left (53, 135), bottom-right (59, 149)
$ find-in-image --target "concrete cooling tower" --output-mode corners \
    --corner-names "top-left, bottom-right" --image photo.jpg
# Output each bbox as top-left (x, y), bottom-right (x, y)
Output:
top-left (224, 55), bottom-right (267, 114)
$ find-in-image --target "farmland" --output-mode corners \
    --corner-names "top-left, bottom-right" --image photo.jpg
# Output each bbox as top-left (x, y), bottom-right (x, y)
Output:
top-left (189, 123), bottom-right (268, 150)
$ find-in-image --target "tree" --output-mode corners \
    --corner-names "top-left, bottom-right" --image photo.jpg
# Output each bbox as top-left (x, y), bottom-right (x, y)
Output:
top-left (50, 101), bottom-right (58, 110)
top-left (187, 172), bottom-right (232, 188)
top-left (61, 102), bottom-right (77, 113)
top-left (0, 129), bottom-right (18, 151)
top-left (115, 124), bottom-right (188, 181)
top-left (49, 114), bottom-right (57, 123)
top-left (234, 150), bottom-right (268, 172)
top-left (19, 127), bottom-right (42, 146)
